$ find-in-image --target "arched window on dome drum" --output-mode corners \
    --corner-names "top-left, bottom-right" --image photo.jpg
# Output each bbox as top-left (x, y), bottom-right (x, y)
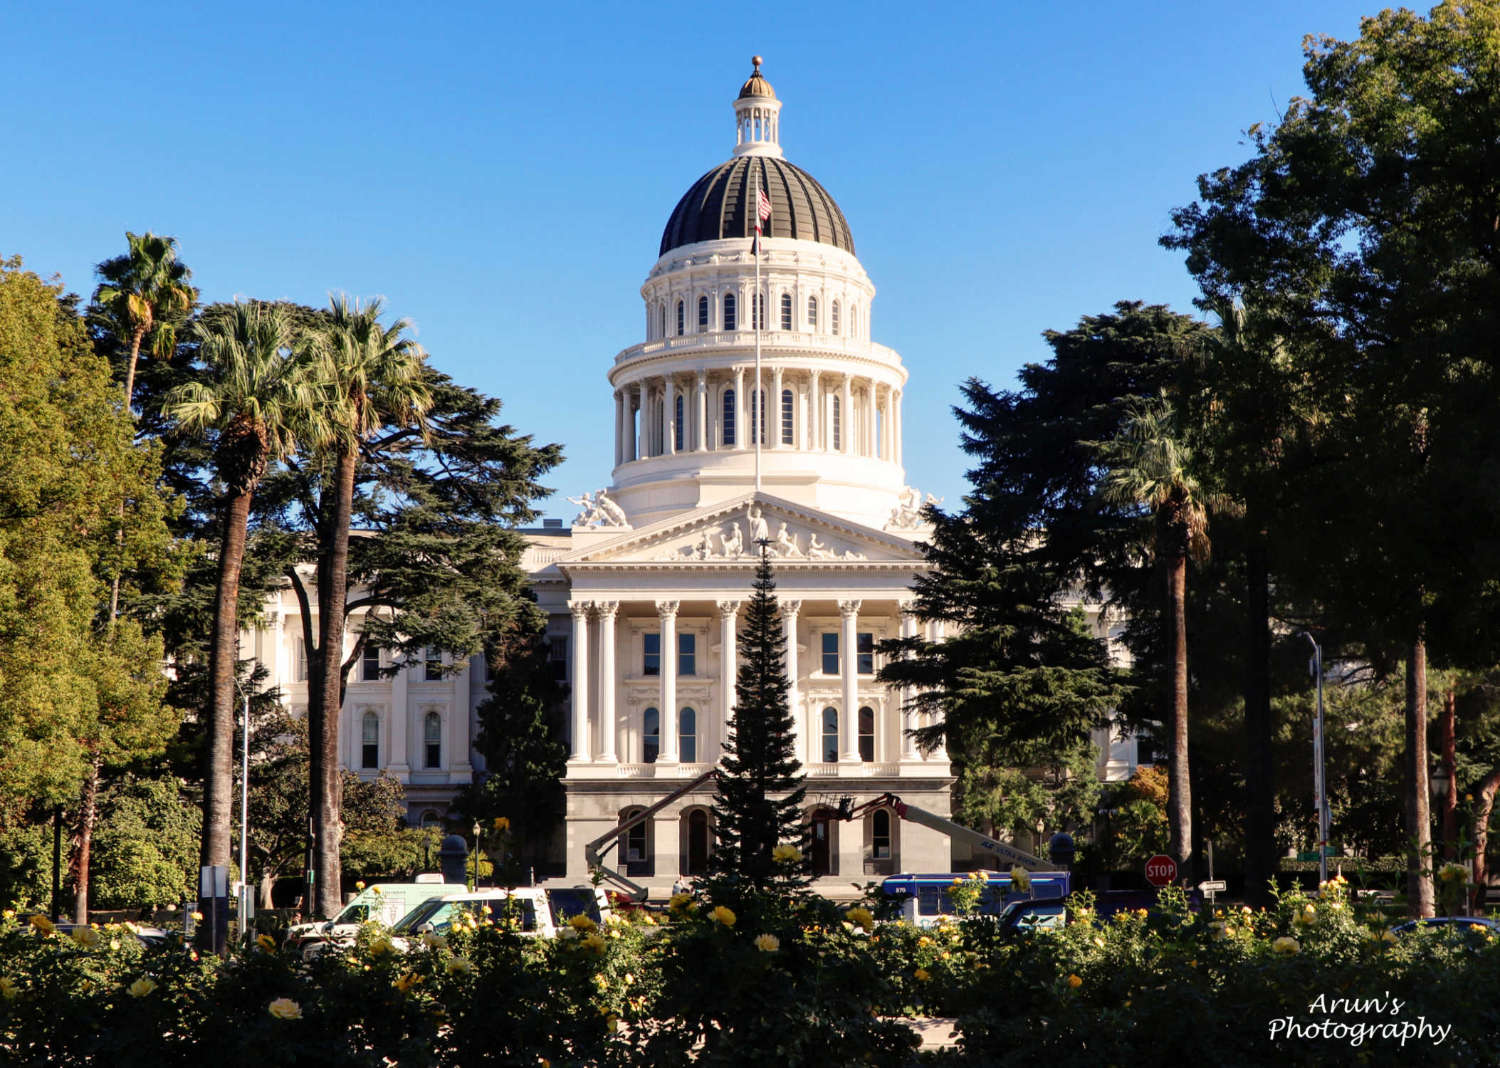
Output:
top-left (643, 707), bottom-right (660, 764)
top-left (698, 296), bottom-right (709, 332)
top-left (659, 303), bottom-right (666, 339)
top-left (780, 293), bottom-right (792, 331)
top-left (680, 707), bottom-right (697, 764)
top-left (722, 389), bottom-right (736, 446)
top-left (832, 397), bottom-right (842, 451)
top-left (361, 711), bottom-right (379, 770)
top-left (858, 706), bottom-right (875, 762)
top-left (832, 301), bottom-right (841, 336)
top-left (676, 300), bottom-right (685, 336)
top-left (807, 296), bottom-right (818, 329)
top-left (821, 707), bottom-right (839, 763)
top-left (781, 389), bottom-right (794, 445)
top-left (723, 293), bottom-right (737, 330)
top-left (674, 395), bottom-right (684, 451)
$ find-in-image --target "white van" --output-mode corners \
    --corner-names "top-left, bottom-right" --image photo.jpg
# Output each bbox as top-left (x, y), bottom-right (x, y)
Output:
top-left (388, 886), bottom-right (611, 947)
top-left (286, 874), bottom-right (467, 953)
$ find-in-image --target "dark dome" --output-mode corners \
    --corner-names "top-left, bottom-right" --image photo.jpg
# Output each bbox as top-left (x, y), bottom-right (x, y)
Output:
top-left (659, 155), bottom-right (855, 257)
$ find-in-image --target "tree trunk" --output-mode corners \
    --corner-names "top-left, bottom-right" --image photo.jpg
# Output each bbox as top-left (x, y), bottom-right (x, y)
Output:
top-left (71, 755), bottom-right (102, 924)
top-left (1243, 525), bottom-right (1275, 904)
top-left (121, 325), bottom-right (146, 416)
top-left (312, 445), bottom-right (357, 919)
top-left (1471, 767), bottom-right (1500, 913)
top-left (1404, 636), bottom-right (1434, 918)
top-left (201, 488), bottom-right (253, 874)
top-left (1167, 551), bottom-right (1192, 879)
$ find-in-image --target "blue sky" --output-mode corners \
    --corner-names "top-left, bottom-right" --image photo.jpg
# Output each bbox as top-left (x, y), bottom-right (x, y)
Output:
top-left (6, 1), bottom-right (1378, 517)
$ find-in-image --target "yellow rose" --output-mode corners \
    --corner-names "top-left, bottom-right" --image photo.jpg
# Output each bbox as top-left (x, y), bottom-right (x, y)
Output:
top-left (914, 967), bottom-right (931, 982)
top-left (445, 956), bottom-right (474, 976)
top-left (394, 971), bottom-right (421, 993)
top-left (71, 926), bottom-right (100, 948)
top-left (754, 933), bottom-right (780, 952)
top-left (568, 914), bottom-right (597, 932)
top-left (0, 977), bottom-right (18, 1000)
top-left (190, 912), bottom-right (203, 923)
top-left (371, 886), bottom-right (382, 895)
top-left (268, 997), bottom-right (303, 1020)
top-left (1272, 936), bottom-right (1300, 956)
top-left (369, 937), bottom-right (396, 957)
top-left (355, 881), bottom-right (366, 891)
top-left (493, 816), bottom-right (510, 832)
top-left (1066, 974), bottom-right (1082, 989)
top-left (772, 844), bottom-right (802, 864)
top-left (29, 914), bottom-right (53, 936)
top-left (845, 907), bottom-right (875, 932)
top-left (711, 906), bottom-right (736, 928)
top-left (127, 977), bottom-right (157, 998)
top-left (256, 933), bottom-right (277, 953)
top-left (582, 933), bottom-right (606, 955)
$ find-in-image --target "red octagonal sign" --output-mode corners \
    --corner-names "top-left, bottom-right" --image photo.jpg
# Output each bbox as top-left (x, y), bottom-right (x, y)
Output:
top-left (1145, 854), bottom-right (1178, 887)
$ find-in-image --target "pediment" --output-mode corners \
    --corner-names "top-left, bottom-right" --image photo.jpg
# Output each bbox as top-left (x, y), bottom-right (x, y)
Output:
top-left (555, 493), bottom-right (925, 567)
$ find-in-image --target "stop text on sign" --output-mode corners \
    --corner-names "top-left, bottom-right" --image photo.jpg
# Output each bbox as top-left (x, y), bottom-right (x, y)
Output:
top-left (1145, 854), bottom-right (1177, 887)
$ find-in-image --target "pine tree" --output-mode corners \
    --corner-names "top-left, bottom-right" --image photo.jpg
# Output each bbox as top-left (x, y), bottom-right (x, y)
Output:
top-left (707, 542), bottom-right (808, 898)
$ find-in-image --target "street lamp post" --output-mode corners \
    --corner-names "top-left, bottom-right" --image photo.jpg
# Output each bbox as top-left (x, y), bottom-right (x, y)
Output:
top-left (471, 821), bottom-right (482, 891)
top-left (1300, 632), bottom-right (1331, 886)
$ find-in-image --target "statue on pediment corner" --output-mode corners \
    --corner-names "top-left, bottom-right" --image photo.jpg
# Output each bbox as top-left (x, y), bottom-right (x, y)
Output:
top-left (569, 488), bottom-right (629, 528)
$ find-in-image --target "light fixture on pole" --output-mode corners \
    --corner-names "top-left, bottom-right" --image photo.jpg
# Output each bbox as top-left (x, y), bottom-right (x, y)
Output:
top-left (1299, 632), bottom-right (1331, 886)
top-left (471, 820), bottom-right (482, 891)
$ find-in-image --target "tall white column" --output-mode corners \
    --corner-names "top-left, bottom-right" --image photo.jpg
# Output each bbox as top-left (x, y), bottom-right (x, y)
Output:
top-left (664, 377), bottom-right (676, 455)
top-left (733, 367), bottom-right (746, 450)
top-left (388, 646), bottom-right (409, 780)
top-left (841, 376), bottom-right (853, 455)
top-left (839, 599), bottom-right (862, 762)
top-left (635, 385), bottom-right (647, 461)
top-left (614, 390), bottom-right (624, 466)
top-left (718, 600), bottom-right (740, 736)
top-left (808, 372), bottom-right (821, 450)
top-left (451, 654), bottom-right (472, 776)
top-left (781, 600), bottom-right (802, 763)
top-left (865, 381), bottom-right (877, 456)
top-left (772, 366), bottom-right (784, 449)
top-left (893, 389), bottom-right (903, 467)
top-left (899, 602), bottom-right (918, 760)
top-left (657, 600), bottom-right (679, 764)
top-left (569, 601), bottom-right (591, 762)
top-left (597, 601), bottom-right (618, 763)
top-left (695, 371), bottom-right (708, 452)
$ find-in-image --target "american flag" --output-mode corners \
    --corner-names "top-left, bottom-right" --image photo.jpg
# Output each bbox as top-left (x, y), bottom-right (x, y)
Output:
top-left (757, 188), bottom-right (772, 231)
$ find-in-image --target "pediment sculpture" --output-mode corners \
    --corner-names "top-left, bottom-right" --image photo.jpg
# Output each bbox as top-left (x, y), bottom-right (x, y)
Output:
top-left (886, 485), bottom-right (940, 530)
top-left (680, 504), bottom-right (866, 561)
top-left (569, 489), bottom-right (630, 528)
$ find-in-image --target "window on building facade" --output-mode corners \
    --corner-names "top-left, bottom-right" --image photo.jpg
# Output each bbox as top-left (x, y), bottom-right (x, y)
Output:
top-left (659, 304), bottom-right (666, 338)
top-left (676, 299), bottom-right (684, 335)
top-left (857, 632), bottom-right (875, 674)
top-left (686, 808), bottom-right (711, 874)
top-left (361, 645), bottom-right (380, 682)
top-left (643, 633), bottom-right (661, 676)
top-left (807, 295), bottom-right (818, 328)
top-left (832, 300), bottom-right (841, 335)
top-left (781, 389), bottom-right (794, 445)
top-left (293, 638), bottom-right (308, 682)
top-left (424, 711), bottom-right (442, 768)
top-left (680, 707), bottom-right (697, 763)
top-left (821, 632), bottom-right (838, 675)
top-left (623, 808), bottom-right (648, 865)
top-left (723, 293), bottom-right (736, 330)
top-left (722, 389), bottom-right (736, 446)
top-left (674, 394), bottom-right (684, 451)
top-left (698, 295), bottom-right (709, 331)
top-left (833, 397), bottom-right (841, 450)
top-left (424, 649), bottom-right (442, 681)
top-left (361, 711), bottom-right (379, 770)
top-left (678, 632), bottom-right (696, 676)
top-left (780, 293), bottom-right (792, 330)
top-left (821, 707), bottom-right (838, 763)
top-left (858, 706), bottom-right (875, 762)
top-left (643, 707), bottom-right (660, 763)
top-left (549, 636), bottom-right (568, 682)
top-left (872, 808), bottom-right (892, 859)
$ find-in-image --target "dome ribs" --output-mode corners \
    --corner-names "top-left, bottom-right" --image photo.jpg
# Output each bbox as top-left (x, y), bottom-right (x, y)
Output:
top-left (658, 157), bottom-right (854, 256)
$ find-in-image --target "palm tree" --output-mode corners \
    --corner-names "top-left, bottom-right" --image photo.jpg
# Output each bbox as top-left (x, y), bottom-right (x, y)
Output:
top-left (1097, 391), bottom-right (1229, 878)
top-left (167, 302), bottom-right (329, 884)
top-left (92, 231), bottom-right (197, 413)
top-left (305, 295), bottom-right (431, 918)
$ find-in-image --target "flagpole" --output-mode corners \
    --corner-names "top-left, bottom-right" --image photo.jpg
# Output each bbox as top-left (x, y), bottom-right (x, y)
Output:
top-left (754, 174), bottom-right (763, 495)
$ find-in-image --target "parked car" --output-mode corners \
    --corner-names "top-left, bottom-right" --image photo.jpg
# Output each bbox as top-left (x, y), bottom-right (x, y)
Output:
top-left (386, 886), bottom-right (612, 950)
top-left (1387, 916), bottom-right (1500, 938)
top-left (286, 875), bottom-right (468, 954)
top-left (878, 872), bottom-right (1072, 928)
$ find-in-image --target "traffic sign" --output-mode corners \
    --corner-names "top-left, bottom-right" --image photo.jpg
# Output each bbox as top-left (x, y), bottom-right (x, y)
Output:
top-left (1199, 880), bottom-right (1227, 893)
top-left (1145, 854), bottom-right (1177, 887)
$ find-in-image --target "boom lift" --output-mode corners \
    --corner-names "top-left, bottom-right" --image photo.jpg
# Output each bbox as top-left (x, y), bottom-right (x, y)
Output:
top-left (836, 792), bottom-right (1075, 872)
top-left (584, 763), bottom-right (722, 902)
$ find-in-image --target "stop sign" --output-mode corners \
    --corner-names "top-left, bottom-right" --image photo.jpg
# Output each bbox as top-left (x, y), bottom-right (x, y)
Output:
top-left (1145, 854), bottom-right (1178, 887)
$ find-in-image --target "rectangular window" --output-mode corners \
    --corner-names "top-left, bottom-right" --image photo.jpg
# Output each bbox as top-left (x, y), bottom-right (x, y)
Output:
top-left (643, 633), bottom-right (661, 676)
top-left (678, 633), bottom-right (696, 676)
top-left (833, 397), bottom-right (842, 450)
top-left (361, 645), bottom-right (380, 682)
top-left (821, 632), bottom-right (839, 675)
top-left (780, 296), bottom-right (793, 330)
top-left (857, 632), bottom-right (875, 675)
top-left (424, 649), bottom-right (442, 681)
top-left (549, 636), bottom-right (568, 683)
top-left (293, 638), bottom-right (308, 682)
top-left (781, 389), bottom-right (794, 445)
top-left (361, 714), bottom-right (379, 770)
top-left (698, 296), bottom-right (709, 331)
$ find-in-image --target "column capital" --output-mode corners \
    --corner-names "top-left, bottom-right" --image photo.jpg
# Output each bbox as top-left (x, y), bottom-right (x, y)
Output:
top-left (569, 600), bottom-right (593, 620)
top-left (779, 599), bottom-right (802, 619)
top-left (716, 599), bottom-right (742, 618)
top-left (655, 599), bottom-right (680, 620)
top-left (595, 600), bottom-right (619, 619)
top-left (838, 599), bottom-right (862, 619)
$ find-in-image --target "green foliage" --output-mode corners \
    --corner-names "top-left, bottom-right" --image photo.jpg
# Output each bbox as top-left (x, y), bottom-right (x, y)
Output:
top-left (89, 775), bottom-right (199, 910)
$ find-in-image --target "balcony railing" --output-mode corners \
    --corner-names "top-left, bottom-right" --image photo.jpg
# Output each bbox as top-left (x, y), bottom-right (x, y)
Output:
top-left (614, 332), bottom-right (901, 369)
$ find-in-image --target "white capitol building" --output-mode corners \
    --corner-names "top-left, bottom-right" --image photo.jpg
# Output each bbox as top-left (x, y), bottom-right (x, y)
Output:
top-left (250, 60), bottom-right (1138, 892)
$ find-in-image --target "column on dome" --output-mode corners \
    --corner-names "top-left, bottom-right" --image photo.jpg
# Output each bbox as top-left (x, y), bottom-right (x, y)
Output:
top-left (569, 601), bottom-right (591, 762)
top-left (657, 600), bottom-right (679, 763)
top-left (899, 603), bottom-right (918, 760)
top-left (781, 600), bottom-right (802, 762)
top-left (664, 376), bottom-right (676, 456)
top-left (597, 601), bottom-right (618, 763)
top-left (865, 381), bottom-right (877, 456)
top-left (718, 600), bottom-right (740, 735)
top-left (614, 390), bottom-right (624, 466)
top-left (772, 365), bottom-right (784, 449)
top-left (841, 376), bottom-right (853, 456)
top-left (695, 371), bottom-right (708, 452)
top-left (838, 599), bottom-right (861, 762)
top-left (809, 371), bottom-right (822, 451)
top-left (893, 389), bottom-right (903, 467)
top-left (635, 383), bottom-right (648, 460)
top-left (733, 367), bottom-right (746, 450)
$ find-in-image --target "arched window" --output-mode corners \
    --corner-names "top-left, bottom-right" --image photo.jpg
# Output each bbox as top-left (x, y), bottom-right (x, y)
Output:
top-left (821, 707), bottom-right (839, 763)
top-left (680, 707), bottom-right (697, 763)
top-left (832, 397), bottom-right (842, 450)
top-left (424, 711), bottom-right (442, 769)
top-left (810, 807), bottom-right (836, 876)
top-left (722, 389), bottom-right (736, 446)
top-left (780, 293), bottom-right (793, 330)
top-left (659, 303), bottom-right (666, 339)
top-left (676, 299), bottom-right (685, 336)
top-left (872, 809), bottom-right (892, 859)
top-left (361, 711), bottom-right (379, 770)
top-left (781, 389), bottom-right (794, 445)
top-left (674, 394), bottom-right (684, 451)
top-left (858, 706), bottom-right (875, 762)
top-left (832, 300), bottom-right (841, 336)
top-left (723, 292), bottom-right (737, 330)
top-left (643, 707), bottom-right (660, 764)
top-left (621, 807), bottom-right (651, 874)
top-left (685, 808), bottom-right (711, 875)
top-left (420, 810), bottom-right (441, 829)
top-left (698, 295), bottom-right (709, 332)
top-left (807, 295), bottom-right (818, 328)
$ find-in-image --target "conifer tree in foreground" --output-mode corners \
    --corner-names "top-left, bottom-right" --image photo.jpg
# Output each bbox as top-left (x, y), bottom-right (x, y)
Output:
top-left (707, 541), bottom-right (809, 898)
